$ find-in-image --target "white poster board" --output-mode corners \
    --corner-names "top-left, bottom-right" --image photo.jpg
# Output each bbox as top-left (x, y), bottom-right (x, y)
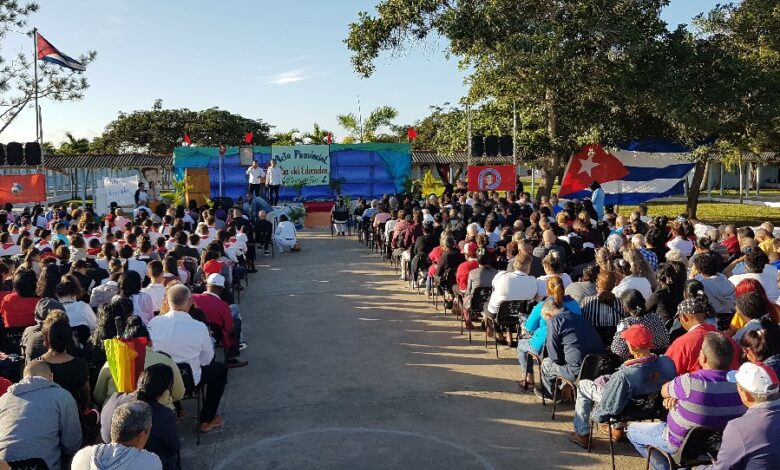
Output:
top-left (94, 175), bottom-right (138, 215)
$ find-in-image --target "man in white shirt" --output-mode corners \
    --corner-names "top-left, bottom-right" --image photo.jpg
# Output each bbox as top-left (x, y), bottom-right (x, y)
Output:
top-left (148, 284), bottom-right (227, 433)
top-left (274, 214), bottom-right (298, 253)
top-left (266, 159), bottom-right (284, 206)
top-left (245, 160), bottom-right (266, 197)
top-left (141, 260), bottom-right (166, 313)
top-left (484, 253), bottom-right (538, 343)
top-left (729, 250), bottom-right (780, 303)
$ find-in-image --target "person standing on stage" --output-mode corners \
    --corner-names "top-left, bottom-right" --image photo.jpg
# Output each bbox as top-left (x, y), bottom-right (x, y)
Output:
top-left (590, 181), bottom-right (605, 220)
top-left (245, 160), bottom-right (266, 197)
top-left (266, 159), bottom-right (283, 206)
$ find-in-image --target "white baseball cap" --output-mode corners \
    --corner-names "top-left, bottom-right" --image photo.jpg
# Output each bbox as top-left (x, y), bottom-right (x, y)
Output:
top-left (207, 273), bottom-right (225, 287)
top-left (727, 362), bottom-right (780, 395)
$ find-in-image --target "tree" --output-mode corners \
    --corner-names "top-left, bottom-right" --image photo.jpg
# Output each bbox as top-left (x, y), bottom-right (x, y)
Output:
top-left (57, 132), bottom-right (90, 155)
top-left (302, 123), bottom-right (332, 145)
top-left (100, 101), bottom-right (273, 154)
top-left (0, 1), bottom-right (97, 134)
top-left (346, 1), bottom-right (672, 197)
top-left (337, 105), bottom-right (398, 142)
top-left (271, 128), bottom-right (302, 146)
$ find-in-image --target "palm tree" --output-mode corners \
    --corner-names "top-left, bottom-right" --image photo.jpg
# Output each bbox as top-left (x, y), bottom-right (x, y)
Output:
top-left (337, 105), bottom-right (398, 143)
top-left (302, 123), bottom-right (332, 145)
top-left (58, 133), bottom-right (91, 155)
top-left (271, 128), bottom-right (302, 146)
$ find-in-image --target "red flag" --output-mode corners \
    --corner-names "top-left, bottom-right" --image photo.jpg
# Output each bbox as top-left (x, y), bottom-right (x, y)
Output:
top-left (218, 144), bottom-right (227, 156)
top-left (183, 134), bottom-right (191, 145)
top-left (407, 127), bottom-right (417, 140)
top-left (467, 165), bottom-right (515, 192)
top-left (0, 174), bottom-right (47, 203)
top-left (326, 133), bottom-right (332, 145)
top-left (244, 132), bottom-right (253, 144)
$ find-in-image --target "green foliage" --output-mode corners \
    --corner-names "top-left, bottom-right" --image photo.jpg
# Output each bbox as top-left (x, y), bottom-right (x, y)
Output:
top-left (100, 100), bottom-right (273, 154)
top-left (337, 105), bottom-right (398, 142)
top-left (0, 1), bottom-right (96, 135)
top-left (286, 205), bottom-right (305, 223)
top-left (302, 123), bottom-right (333, 145)
top-left (272, 128), bottom-right (302, 146)
top-left (171, 177), bottom-right (192, 208)
top-left (57, 132), bottom-right (90, 155)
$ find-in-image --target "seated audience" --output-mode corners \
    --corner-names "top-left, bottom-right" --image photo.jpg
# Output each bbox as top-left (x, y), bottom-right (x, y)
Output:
top-left (485, 253), bottom-right (537, 344)
top-left (0, 269), bottom-right (40, 327)
top-left (579, 270), bottom-right (623, 346)
top-left (740, 317), bottom-right (780, 377)
top-left (611, 290), bottom-right (669, 360)
top-left (39, 311), bottom-right (90, 411)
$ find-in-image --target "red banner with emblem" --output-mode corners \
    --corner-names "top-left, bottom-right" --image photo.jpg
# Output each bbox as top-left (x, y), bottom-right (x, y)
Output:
top-left (467, 165), bottom-right (515, 192)
top-left (0, 174), bottom-right (46, 204)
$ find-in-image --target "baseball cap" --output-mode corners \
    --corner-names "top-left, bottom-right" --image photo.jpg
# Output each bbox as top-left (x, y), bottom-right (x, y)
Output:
top-left (620, 324), bottom-right (653, 350)
top-left (203, 259), bottom-right (225, 275)
top-left (463, 242), bottom-right (478, 255)
top-left (206, 273), bottom-right (225, 287)
top-left (727, 362), bottom-right (780, 395)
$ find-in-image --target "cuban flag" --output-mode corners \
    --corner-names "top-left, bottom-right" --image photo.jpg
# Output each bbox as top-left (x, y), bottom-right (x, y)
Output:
top-left (558, 143), bottom-right (695, 205)
top-left (36, 34), bottom-right (86, 72)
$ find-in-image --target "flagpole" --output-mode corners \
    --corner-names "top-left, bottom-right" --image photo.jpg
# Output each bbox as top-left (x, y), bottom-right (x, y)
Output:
top-left (33, 28), bottom-right (40, 144)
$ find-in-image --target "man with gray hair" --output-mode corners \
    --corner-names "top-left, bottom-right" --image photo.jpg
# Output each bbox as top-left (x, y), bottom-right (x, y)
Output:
top-left (632, 234), bottom-right (658, 270)
top-left (0, 361), bottom-right (81, 469)
top-left (148, 284), bottom-right (227, 433)
top-left (71, 400), bottom-right (162, 469)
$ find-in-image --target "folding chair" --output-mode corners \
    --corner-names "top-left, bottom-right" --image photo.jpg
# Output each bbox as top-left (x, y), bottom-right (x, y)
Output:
top-left (206, 323), bottom-right (230, 369)
top-left (484, 300), bottom-right (529, 358)
top-left (550, 353), bottom-right (616, 419)
top-left (589, 392), bottom-right (664, 470)
top-left (176, 363), bottom-right (204, 445)
top-left (646, 426), bottom-right (722, 470)
top-left (523, 350), bottom-right (544, 392)
top-left (7, 458), bottom-right (48, 470)
top-left (461, 287), bottom-right (492, 343)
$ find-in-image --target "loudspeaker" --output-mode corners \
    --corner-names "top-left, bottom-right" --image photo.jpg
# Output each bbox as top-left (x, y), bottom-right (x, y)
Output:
top-left (0, 144), bottom-right (6, 165)
top-left (6, 142), bottom-right (23, 165)
top-left (484, 135), bottom-right (499, 157)
top-left (470, 136), bottom-right (484, 158)
top-left (24, 142), bottom-right (41, 165)
top-left (499, 135), bottom-right (513, 157)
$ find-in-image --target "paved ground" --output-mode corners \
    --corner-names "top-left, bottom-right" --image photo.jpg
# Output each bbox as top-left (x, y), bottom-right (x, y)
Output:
top-left (181, 228), bottom-right (646, 469)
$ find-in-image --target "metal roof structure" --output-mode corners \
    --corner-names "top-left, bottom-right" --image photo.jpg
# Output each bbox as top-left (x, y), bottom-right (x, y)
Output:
top-left (411, 150), bottom-right (515, 164)
top-left (42, 154), bottom-right (172, 169)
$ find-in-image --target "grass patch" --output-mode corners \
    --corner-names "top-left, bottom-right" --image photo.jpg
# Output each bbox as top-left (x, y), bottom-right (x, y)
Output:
top-left (618, 202), bottom-right (779, 227)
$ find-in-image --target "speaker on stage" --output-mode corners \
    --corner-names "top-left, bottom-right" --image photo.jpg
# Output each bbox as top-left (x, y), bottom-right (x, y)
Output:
top-left (24, 142), bottom-right (41, 165)
top-left (484, 135), bottom-right (499, 157)
top-left (6, 142), bottom-right (23, 165)
top-left (499, 135), bottom-right (513, 157)
top-left (0, 144), bottom-right (6, 166)
top-left (470, 136), bottom-right (484, 158)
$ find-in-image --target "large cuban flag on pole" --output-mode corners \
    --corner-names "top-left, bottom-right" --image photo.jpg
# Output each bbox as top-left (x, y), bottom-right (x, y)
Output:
top-left (558, 143), bottom-right (695, 205)
top-left (36, 34), bottom-right (86, 71)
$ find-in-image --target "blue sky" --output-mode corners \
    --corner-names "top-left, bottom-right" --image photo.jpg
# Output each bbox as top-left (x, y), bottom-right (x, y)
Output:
top-left (2, 0), bottom-right (724, 147)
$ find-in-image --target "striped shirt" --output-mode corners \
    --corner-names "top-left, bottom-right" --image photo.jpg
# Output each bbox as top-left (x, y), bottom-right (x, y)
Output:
top-left (664, 369), bottom-right (746, 450)
top-left (611, 313), bottom-right (670, 360)
top-left (639, 247), bottom-right (658, 270)
top-left (580, 295), bottom-right (623, 328)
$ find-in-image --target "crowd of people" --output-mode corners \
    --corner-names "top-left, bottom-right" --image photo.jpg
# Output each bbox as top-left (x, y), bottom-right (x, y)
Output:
top-left (352, 181), bottom-right (780, 470)
top-left (0, 196), bottom-right (278, 469)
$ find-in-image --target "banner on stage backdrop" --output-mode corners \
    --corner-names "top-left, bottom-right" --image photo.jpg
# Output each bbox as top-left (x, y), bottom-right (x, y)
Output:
top-left (0, 174), bottom-right (46, 204)
top-left (95, 175), bottom-right (139, 215)
top-left (467, 165), bottom-right (515, 192)
top-left (271, 145), bottom-right (330, 186)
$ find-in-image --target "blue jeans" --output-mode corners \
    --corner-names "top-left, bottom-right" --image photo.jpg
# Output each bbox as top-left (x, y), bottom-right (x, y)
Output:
top-left (626, 422), bottom-right (673, 470)
top-left (541, 357), bottom-right (576, 397)
top-left (517, 338), bottom-right (537, 374)
top-left (573, 379), bottom-right (603, 435)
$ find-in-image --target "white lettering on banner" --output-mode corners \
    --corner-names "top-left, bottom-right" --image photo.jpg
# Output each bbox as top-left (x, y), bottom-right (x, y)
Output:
top-left (271, 145), bottom-right (330, 186)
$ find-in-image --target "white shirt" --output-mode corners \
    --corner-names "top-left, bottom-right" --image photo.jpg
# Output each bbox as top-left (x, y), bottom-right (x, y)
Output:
top-left (246, 166), bottom-right (266, 184)
top-left (730, 271), bottom-right (780, 303)
top-left (126, 258), bottom-right (148, 279)
top-left (149, 311), bottom-right (214, 385)
top-left (612, 275), bottom-right (653, 301)
top-left (61, 300), bottom-right (97, 331)
top-left (275, 221), bottom-right (297, 240)
top-left (666, 237), bottom-right (694, 257)
top-left (267, 166), bottom-right (284, 185)
top-left (141, 283), bottom-right (166, 312)
top-left (488, 270), bottom-right (538, 314)
top-left (536, 273), bottom-right (573, 300)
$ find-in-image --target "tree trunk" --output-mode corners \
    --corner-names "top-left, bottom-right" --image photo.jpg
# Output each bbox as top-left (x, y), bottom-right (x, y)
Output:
top-left (686, 159), bottom-right (707, 219)
top-left (538, 88), bottom-right (559, 198)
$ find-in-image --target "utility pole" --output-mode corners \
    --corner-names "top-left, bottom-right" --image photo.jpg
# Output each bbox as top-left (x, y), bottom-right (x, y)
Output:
top-left (512, 100), bottom-right (517, 167)
top-left (357, 95), bottom-right (363, 143)
top-left (466, 103), bottom-right (472, 168)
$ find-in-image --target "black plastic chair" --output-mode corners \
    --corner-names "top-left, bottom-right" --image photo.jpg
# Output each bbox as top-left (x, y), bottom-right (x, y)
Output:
top-left (550, 353), bottom-right (616, 419)
top-left (176, 362), bottom-right (203, 445)
top-left (523, 350), bottom-right (544, 392)
top-left (462, 287), bottom-right (492, 343)
top-left (206, 323), bottom-right (230, 370)
top-left (589, 391), bottom-right (664, 470)
top-left (646, 426), bottom-right (722, 470)
top-left (484, 300), bottom-right (529, 357)
top-left (1, 326), bottom-right (26, 356)
top-left (7, 458), bottom-right (48, 470)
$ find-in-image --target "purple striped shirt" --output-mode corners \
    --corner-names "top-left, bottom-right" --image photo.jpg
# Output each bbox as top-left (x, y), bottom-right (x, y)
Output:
top-left (664, 369), bottom-right (746, 450)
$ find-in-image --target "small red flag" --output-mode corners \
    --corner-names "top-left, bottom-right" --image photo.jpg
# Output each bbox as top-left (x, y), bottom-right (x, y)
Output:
top-left (218, 144), bottom-right (227, 156)
top-left (326, 133), bottom-right (332, 145)
top-left (407, 128), bottom-right (417, 140)
top-left (244, 132), bottom-right (253, 144)
top-left (183, 134), bottom-right (191, 145)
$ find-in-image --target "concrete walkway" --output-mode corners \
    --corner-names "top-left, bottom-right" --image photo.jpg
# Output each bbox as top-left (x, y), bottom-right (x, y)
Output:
top-left (181, 229), bottom-right (645, 469)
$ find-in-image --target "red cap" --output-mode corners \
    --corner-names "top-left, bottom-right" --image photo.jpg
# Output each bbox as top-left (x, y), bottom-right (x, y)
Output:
top-left (40, 252), bottom-right (57, 260)
top-left (620, 324), bottom-right (653, 350)
top-left (203, 259), bottom-right (225, 275)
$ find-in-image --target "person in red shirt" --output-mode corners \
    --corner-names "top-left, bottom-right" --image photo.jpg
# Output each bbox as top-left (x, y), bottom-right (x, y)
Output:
top-left (191, 273), bottom-right (247, 368)
top-left (720, 224), bottom-right (740, 256)
top-left (665, 295), bottom-right (740, 374)
top-left (0, 270), bottom-right (40, 328)
top-left (455, 242), bottom-right (480, 293)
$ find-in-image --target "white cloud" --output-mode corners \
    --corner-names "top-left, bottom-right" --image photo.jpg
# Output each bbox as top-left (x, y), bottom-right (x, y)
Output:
top-left (266, 68), bottom-right (323, 86)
